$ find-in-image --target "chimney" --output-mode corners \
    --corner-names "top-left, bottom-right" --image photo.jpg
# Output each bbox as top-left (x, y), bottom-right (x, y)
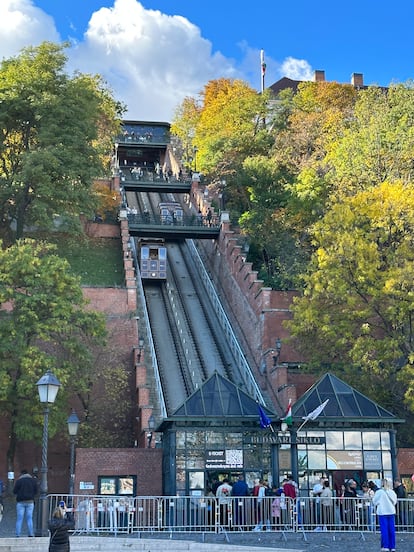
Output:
top-left (351, 73), bottom-right (364, 87)
top-left (314, 70), bottom-right (325, 82)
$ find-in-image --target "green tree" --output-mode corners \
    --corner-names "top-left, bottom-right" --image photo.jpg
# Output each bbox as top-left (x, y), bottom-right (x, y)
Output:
top-left (287, 182), bottom-right (414, 438)
top-left (0, 239), bottom-right (106, 472)
top-left (171, 96), bottom-right (201, 171)
top-left (0, 41), bottom-right (123, 243)
top-left (326, 83), bottom-right (414, 197)
top-left (237, 82), bottom-right (356, 288)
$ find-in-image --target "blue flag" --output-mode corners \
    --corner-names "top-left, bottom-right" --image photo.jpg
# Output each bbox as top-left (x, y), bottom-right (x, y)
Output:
top-left (258, 404), bottom-right (272, 429)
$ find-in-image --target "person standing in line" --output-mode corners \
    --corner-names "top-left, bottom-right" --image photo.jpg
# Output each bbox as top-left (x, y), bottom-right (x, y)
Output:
top-left (252, 479), bottom-right (267, 531)
top-left (13, 469), bottom-right (38, 537)
top-left (231, 475), bottom-right (249, 529)
top-left (393, 478), bottom-right (407, 527)
top-left (372, 478), bottom-right (397, 552)
top-left (215, 478), bottom-right (232, 527)
top-left (320, 479), bottom-right (333, 530)
top-left (48, 502), bottom-right (75, 552)
top-left (343, 479), bottom-right (357, 528)
top-left (312, 477), bottom-right (324, 528)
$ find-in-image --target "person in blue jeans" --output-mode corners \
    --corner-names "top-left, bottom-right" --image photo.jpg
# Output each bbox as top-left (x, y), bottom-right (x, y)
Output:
top-left (372, 478), bottom-right (397, 552)
top-left (13, 469), bottom-right (38, 537)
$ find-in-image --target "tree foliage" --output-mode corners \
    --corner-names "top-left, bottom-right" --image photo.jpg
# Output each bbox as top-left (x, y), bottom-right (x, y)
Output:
top-left (0, 41), bottom-right (123, 243)
top-left (326, 83), bottom-right (414, 196)
top-left (288, 182), bottom-right (414, 433)
top-left (0, 238), bottom-right (106, 471)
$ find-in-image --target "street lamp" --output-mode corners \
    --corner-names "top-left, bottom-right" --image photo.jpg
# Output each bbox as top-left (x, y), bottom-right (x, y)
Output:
top-left (147, 414), bottom-right (155, 448)
top-left (67, 410), bottom-right (80, 506)
top-left (137, 337), bottom-right (144, 363)
top-left (36, 370), bottom-right (61, 536)
top-left (220, 179), bottom-right (226, 211)
top-left (271, 338), bottom-right (282, 371)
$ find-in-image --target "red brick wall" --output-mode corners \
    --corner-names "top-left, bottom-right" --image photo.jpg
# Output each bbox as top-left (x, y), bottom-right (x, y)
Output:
top-left (75, 448), bottom-right (163, 496)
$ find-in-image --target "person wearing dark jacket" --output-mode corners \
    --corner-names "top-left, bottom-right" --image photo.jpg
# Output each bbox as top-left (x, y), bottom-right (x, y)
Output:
top-left (13, 469), bottom-right (38, 537)
top-left (48, 505), bottom-right (75, 552)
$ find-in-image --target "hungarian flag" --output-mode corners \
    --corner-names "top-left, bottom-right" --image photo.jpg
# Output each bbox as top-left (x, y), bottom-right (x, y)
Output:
top-left (283, 399), bottom-right (293, 426)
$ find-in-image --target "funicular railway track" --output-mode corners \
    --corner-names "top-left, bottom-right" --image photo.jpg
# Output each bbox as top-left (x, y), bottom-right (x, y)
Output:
top-left (127, 189), bottom-right (248, 413)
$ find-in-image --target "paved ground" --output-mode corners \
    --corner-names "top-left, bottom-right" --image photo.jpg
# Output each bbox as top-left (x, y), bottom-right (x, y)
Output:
top-left (2, 497), bottom-right (414, 551)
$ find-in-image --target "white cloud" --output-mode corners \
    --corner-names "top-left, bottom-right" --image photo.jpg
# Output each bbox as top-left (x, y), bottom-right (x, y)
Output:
top-left (280, 57), bottom-right (313, 81)
top-left (0, 0), bottom-right (59, 60)
top-left (0, 0), bottom-right (314, 121)
top-left (69, 0), bottom-right (239, 121)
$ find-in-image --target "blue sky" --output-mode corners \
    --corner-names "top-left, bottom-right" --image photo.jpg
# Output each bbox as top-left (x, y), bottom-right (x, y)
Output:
top-left (1, 1), bottom-right (414, 121)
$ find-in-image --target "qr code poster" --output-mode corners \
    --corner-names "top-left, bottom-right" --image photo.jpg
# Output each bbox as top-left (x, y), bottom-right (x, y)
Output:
top-left (225, 449), bottom-right (243, 468)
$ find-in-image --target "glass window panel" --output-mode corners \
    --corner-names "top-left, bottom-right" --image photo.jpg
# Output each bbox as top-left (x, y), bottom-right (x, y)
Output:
top-left (186, 450), bottom-right (204, 469)
top-left (338, 394), bottom-right (359, 416)
top-left (362, 432), bottom-right (380, 449)
top-left (189, 471), bottom-right (205, 490)
top-left (344, 431), bottom-right (362, 449)
top-left (305, 431), bottom-right (326, 448)
top-left (382, 451), bottom-right (392, 470)
top-left (185, 395), bottom-right (205, 415)
top-left (307, 450), bottom-right (326, 470)
top-left (298, 450), bottom-right (308, 471)
top-left (176, 469), bottom-right (186, 490)
top-left (99, 478), bottom-right (116, 495)
top-left (244, 445), bottom-right (262, 467)
top-left (262, 446), bottom-right (271, 469)
top-left (354, 392), bottom-right (379, 416)
top-left (206, 431), bottom-right (224, 445)
top-left (381, 432), bottom-right (390, 449)
top-left (118, 477), bottom-right (134, 495)
top-left (224, 432), bottom-right (243, 446)
top-left (176, 457), bottom-right (185, 470)
top-left (318, 378), bottom-right (335, 394)
top-left (176, 431), bottom-right (186, 448)
top-left (246, 472), bottom-right (261, 489)
top-left (326, 431), bottom-right (343, 449)
top-left (186, 431), bottom-right (205, 447)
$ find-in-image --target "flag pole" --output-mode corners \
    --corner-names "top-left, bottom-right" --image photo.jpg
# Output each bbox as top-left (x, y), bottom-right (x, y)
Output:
top-left (260, 49), bottom-right (266, 93)
top-left (296, 419), bottom-right (309, 433)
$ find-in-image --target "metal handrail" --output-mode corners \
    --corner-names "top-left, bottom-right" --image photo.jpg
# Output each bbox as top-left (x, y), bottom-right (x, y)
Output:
top-left (186, 239), bottom-right (266, 404)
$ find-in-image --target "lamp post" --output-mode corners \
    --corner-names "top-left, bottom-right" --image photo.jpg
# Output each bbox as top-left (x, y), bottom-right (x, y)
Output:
top-left (193, 146), bottom-right (198, 172)
top-left (147, 414), bottom-right (155, 448)
top-left (67, 410), bottom-right (80, 506)
top-left (36, 370), bottom-right (61, 536)
top-left (137, 338), bottom-right (144, 363)
top-left (219, 179), bottom-right (226, 211)
top-left (271, 338), bottom-right (282, 372)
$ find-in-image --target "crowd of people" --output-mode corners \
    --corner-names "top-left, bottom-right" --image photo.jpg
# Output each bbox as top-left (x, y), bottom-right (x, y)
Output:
top-left (204, 473), bottom-right (408, 549)
top-left (207, 474), bottom-right (299, 532)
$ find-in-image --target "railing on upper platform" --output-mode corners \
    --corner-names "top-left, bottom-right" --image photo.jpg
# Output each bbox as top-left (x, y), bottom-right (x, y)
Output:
top-left (48, 495), bottom-right (414, 539)
top-left (125, 212), bottom-right (221, 239)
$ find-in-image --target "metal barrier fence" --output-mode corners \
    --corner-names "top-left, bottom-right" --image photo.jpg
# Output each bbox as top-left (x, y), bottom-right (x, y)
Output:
top-left (48, 495), bottom-right (414, 538)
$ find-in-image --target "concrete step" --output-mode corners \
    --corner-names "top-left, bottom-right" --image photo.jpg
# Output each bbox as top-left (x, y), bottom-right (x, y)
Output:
top-left (0, 536), bottom-right (298, 552)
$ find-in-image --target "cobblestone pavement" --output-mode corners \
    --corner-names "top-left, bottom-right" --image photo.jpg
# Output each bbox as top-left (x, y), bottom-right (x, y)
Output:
top-left (2, 497), bottom-right (414, 551)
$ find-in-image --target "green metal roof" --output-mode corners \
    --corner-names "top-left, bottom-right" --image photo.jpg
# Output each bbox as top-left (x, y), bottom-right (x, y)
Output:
top-left (171, 372), bottom-right (274, 419)
top-left (292, 372), bottom-right (401, 423)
